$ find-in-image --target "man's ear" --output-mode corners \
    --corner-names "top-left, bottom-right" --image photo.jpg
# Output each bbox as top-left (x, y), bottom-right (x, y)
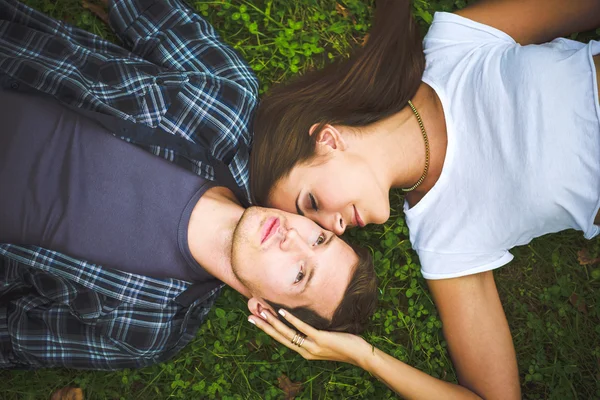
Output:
top-left (247, 297), bottom-right (277, 320)
top-left (309, 123), bottom-right (347, 154)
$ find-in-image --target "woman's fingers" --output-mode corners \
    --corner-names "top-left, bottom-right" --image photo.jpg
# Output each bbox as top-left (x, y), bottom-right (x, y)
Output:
top-left (277, 309), bottom-right (320, 338)
top-left (248, 315), bottom-right (289, 345)
top-left (262, 310), bottom-right (299, 338)
top-left (248, 315), bottom-right (313, 357)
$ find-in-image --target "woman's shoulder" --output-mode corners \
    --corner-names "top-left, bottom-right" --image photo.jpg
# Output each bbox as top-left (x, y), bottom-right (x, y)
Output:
top-left (422, 12), bottom-right (517, 86)
top-left (424, 12), bottom-right (515, 50)
top-left (421, 12), bottom-right (520, 104)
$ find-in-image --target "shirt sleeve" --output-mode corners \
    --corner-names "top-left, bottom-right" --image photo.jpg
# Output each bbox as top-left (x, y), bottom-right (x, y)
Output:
top-left (426, 12), bottom-right (516, 46)
top-left (0, 245), bottom-right (217, 370)
top-left (416, 248), bottom-right (514, 280)
top-left (107, 0), bottom-right (258, 95)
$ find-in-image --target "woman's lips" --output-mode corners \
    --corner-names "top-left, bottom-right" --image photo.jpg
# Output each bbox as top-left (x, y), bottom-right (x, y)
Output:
top-left (261, 217), bottom-right (280, 244)
top-left (353, 206), bottom-right (365, 228)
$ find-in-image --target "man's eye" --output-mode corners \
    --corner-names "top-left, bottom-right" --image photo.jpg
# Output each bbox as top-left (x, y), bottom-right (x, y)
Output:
top-left (309, 193), bottom-right (318, 212)
top-left (314, 233), bottom-right (326, 246)
top-left (294, 270), bottom-right (305, 284)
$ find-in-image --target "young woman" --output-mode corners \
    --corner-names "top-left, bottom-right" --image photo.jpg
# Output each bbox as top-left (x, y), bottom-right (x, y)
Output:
top-left (248, 0), bottom-right (600, 398)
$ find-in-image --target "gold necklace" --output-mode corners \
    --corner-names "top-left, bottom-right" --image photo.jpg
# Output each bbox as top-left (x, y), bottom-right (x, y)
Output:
top-left (402, 100), bottom-right (430, 192)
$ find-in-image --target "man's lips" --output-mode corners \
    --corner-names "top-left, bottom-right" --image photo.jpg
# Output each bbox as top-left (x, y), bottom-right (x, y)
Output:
top-left (353, 206), bottom-right (365, 228)
top-left (261, 217), bottom-right (280, 244)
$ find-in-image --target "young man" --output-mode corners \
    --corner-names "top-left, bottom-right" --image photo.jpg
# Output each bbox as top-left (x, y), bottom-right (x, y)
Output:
top-left (0, 0), bottom-right (377, 370)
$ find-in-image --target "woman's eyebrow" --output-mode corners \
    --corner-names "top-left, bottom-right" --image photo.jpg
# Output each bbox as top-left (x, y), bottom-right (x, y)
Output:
top-left (295, 193), bottom-right (305, 216)
top-left (300, 265), bottom-right (315, 294)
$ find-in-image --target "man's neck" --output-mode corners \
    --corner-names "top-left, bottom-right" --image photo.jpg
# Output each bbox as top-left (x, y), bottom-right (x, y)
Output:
top-left (187, 186), bottom-right (250, 298)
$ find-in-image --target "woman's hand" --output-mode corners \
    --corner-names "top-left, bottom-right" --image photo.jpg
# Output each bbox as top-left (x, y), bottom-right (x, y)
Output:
top-left (248, 307), bottom-right (483, 399)
top-left (247, 308), bottom-right (370, 368)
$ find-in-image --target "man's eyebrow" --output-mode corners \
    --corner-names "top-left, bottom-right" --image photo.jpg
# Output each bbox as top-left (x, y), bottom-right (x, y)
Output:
top-left (299, 235), bottom-right (332, 294)
top-left (295, 193), bottom-right (305, 216)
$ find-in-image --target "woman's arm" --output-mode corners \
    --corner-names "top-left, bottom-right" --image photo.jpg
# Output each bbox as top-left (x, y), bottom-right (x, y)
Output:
top-left (359, 342), bottom-right (482, 399)
top-left (457, 0), bottom-right (600, 45)
top-left (248, 309), bottom-right (482, 399)
top-left (427, 271), bottom-right (520, 400)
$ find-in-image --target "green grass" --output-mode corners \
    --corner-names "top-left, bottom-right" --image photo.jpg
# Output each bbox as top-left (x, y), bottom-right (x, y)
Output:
top-left (1, 0), bottom-right (600, 399)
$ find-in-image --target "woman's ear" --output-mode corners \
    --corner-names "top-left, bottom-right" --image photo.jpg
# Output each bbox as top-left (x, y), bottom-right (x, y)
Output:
top-left (247, 297), bottom-right (277, 320)
top-left (309, 123), bottom-right (347, 153)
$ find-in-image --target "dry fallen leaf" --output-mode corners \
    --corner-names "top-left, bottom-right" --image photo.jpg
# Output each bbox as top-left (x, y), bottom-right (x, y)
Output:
top-left (82, 0), bottom-right (109, 24)
top-left (277, 374), bottom-right (303, 400)
top-left (335, 2), bottom-right (350, 18)
top-left (361, 33), bottom-right (370, 47)
top-left (577, 249), bottom-right (600, 266)
top-left (50, 387), bottom-right (84, 400)
top-left (569, 293), bottom-right (587, 314)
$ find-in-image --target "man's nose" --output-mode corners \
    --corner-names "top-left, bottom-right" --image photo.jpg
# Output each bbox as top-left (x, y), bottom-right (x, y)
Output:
top-left (280, 229), bottom-right (311, 254)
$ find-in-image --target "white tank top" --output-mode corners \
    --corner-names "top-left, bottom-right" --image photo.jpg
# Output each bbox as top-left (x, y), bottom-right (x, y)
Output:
top-left (405, 12), bottom-right (600, 279)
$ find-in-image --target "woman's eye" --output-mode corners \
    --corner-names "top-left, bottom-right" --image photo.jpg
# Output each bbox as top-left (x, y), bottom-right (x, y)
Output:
top-left (294, 270), bottom-right (305, 284)
top-left (309, 193), bottom-right (318, 211)
top-left (314, 233), bottom-right (326, 246)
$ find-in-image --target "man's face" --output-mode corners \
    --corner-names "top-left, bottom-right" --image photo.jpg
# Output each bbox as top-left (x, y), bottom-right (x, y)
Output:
top-left (231, 206), bottom-right (358, 320)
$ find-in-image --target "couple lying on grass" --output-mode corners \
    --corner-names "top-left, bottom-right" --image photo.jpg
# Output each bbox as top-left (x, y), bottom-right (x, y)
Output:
top-left (1, 0), bottom-right (599, 398)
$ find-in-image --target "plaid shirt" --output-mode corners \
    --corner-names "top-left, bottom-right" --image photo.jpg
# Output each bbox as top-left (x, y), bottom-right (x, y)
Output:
top-left (0, 245), bottom-right (221, 370)
top-left (0, 0), bottom-right (258, 200)
top-left (0, 0), bottom-right (257, 369)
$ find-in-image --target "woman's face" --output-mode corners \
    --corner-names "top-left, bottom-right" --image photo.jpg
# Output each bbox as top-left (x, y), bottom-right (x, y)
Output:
top-left (268, 152), bottom-right (391, 235)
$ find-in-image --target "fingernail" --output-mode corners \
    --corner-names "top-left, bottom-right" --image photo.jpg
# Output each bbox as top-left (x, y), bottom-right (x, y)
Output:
top-left (260, 312), bottom-right (267, 320)
top-left (248, 317), bottom-right (256, 325)
top-left (278, 309), bottom-right (286, 317)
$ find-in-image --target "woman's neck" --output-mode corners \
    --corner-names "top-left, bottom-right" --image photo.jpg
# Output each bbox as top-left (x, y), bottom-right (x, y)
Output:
top-left (404, 83), bottom-right (448, 206)
top-left (363, 82), bottom-right (448, 206)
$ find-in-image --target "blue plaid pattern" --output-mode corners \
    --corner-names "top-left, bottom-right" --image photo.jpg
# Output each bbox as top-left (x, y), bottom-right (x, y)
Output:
top-left (0, 0), bottom-right (256, 369)
top-left (0, 245), bottom-right (222, 369)
top-left (0, 0), bottom-right (258, 200)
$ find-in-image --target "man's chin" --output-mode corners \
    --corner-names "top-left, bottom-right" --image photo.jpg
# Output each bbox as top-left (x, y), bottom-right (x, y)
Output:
top-left (234, 206), bottom-right (276, 244)
top-left (230, 206), bottom-right (262, 281)
top-left (232, 206), bottom-right (257, 241)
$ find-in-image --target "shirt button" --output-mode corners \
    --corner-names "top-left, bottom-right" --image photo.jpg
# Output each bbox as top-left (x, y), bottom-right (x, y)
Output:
top-left (10, 81), bottom-right (19, 89)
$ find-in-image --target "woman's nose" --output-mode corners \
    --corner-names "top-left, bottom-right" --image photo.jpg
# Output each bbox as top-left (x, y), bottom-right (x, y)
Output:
top-left (331, 212), bottom-right (346, 235)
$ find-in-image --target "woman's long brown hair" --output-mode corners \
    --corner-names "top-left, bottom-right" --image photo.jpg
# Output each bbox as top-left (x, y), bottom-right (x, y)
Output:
top-left (250, 0), bottom-right (425, 206)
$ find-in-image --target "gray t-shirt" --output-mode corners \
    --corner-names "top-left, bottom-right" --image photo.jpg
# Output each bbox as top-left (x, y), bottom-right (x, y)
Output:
top-left (0, 89), bottom-right (215, 282)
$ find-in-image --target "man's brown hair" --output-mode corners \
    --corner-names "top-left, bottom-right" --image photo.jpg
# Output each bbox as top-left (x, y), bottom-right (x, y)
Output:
top-left (250, 0), bottom-right (425, 206)
top-left (266, 244), bottom-right (377, 334)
